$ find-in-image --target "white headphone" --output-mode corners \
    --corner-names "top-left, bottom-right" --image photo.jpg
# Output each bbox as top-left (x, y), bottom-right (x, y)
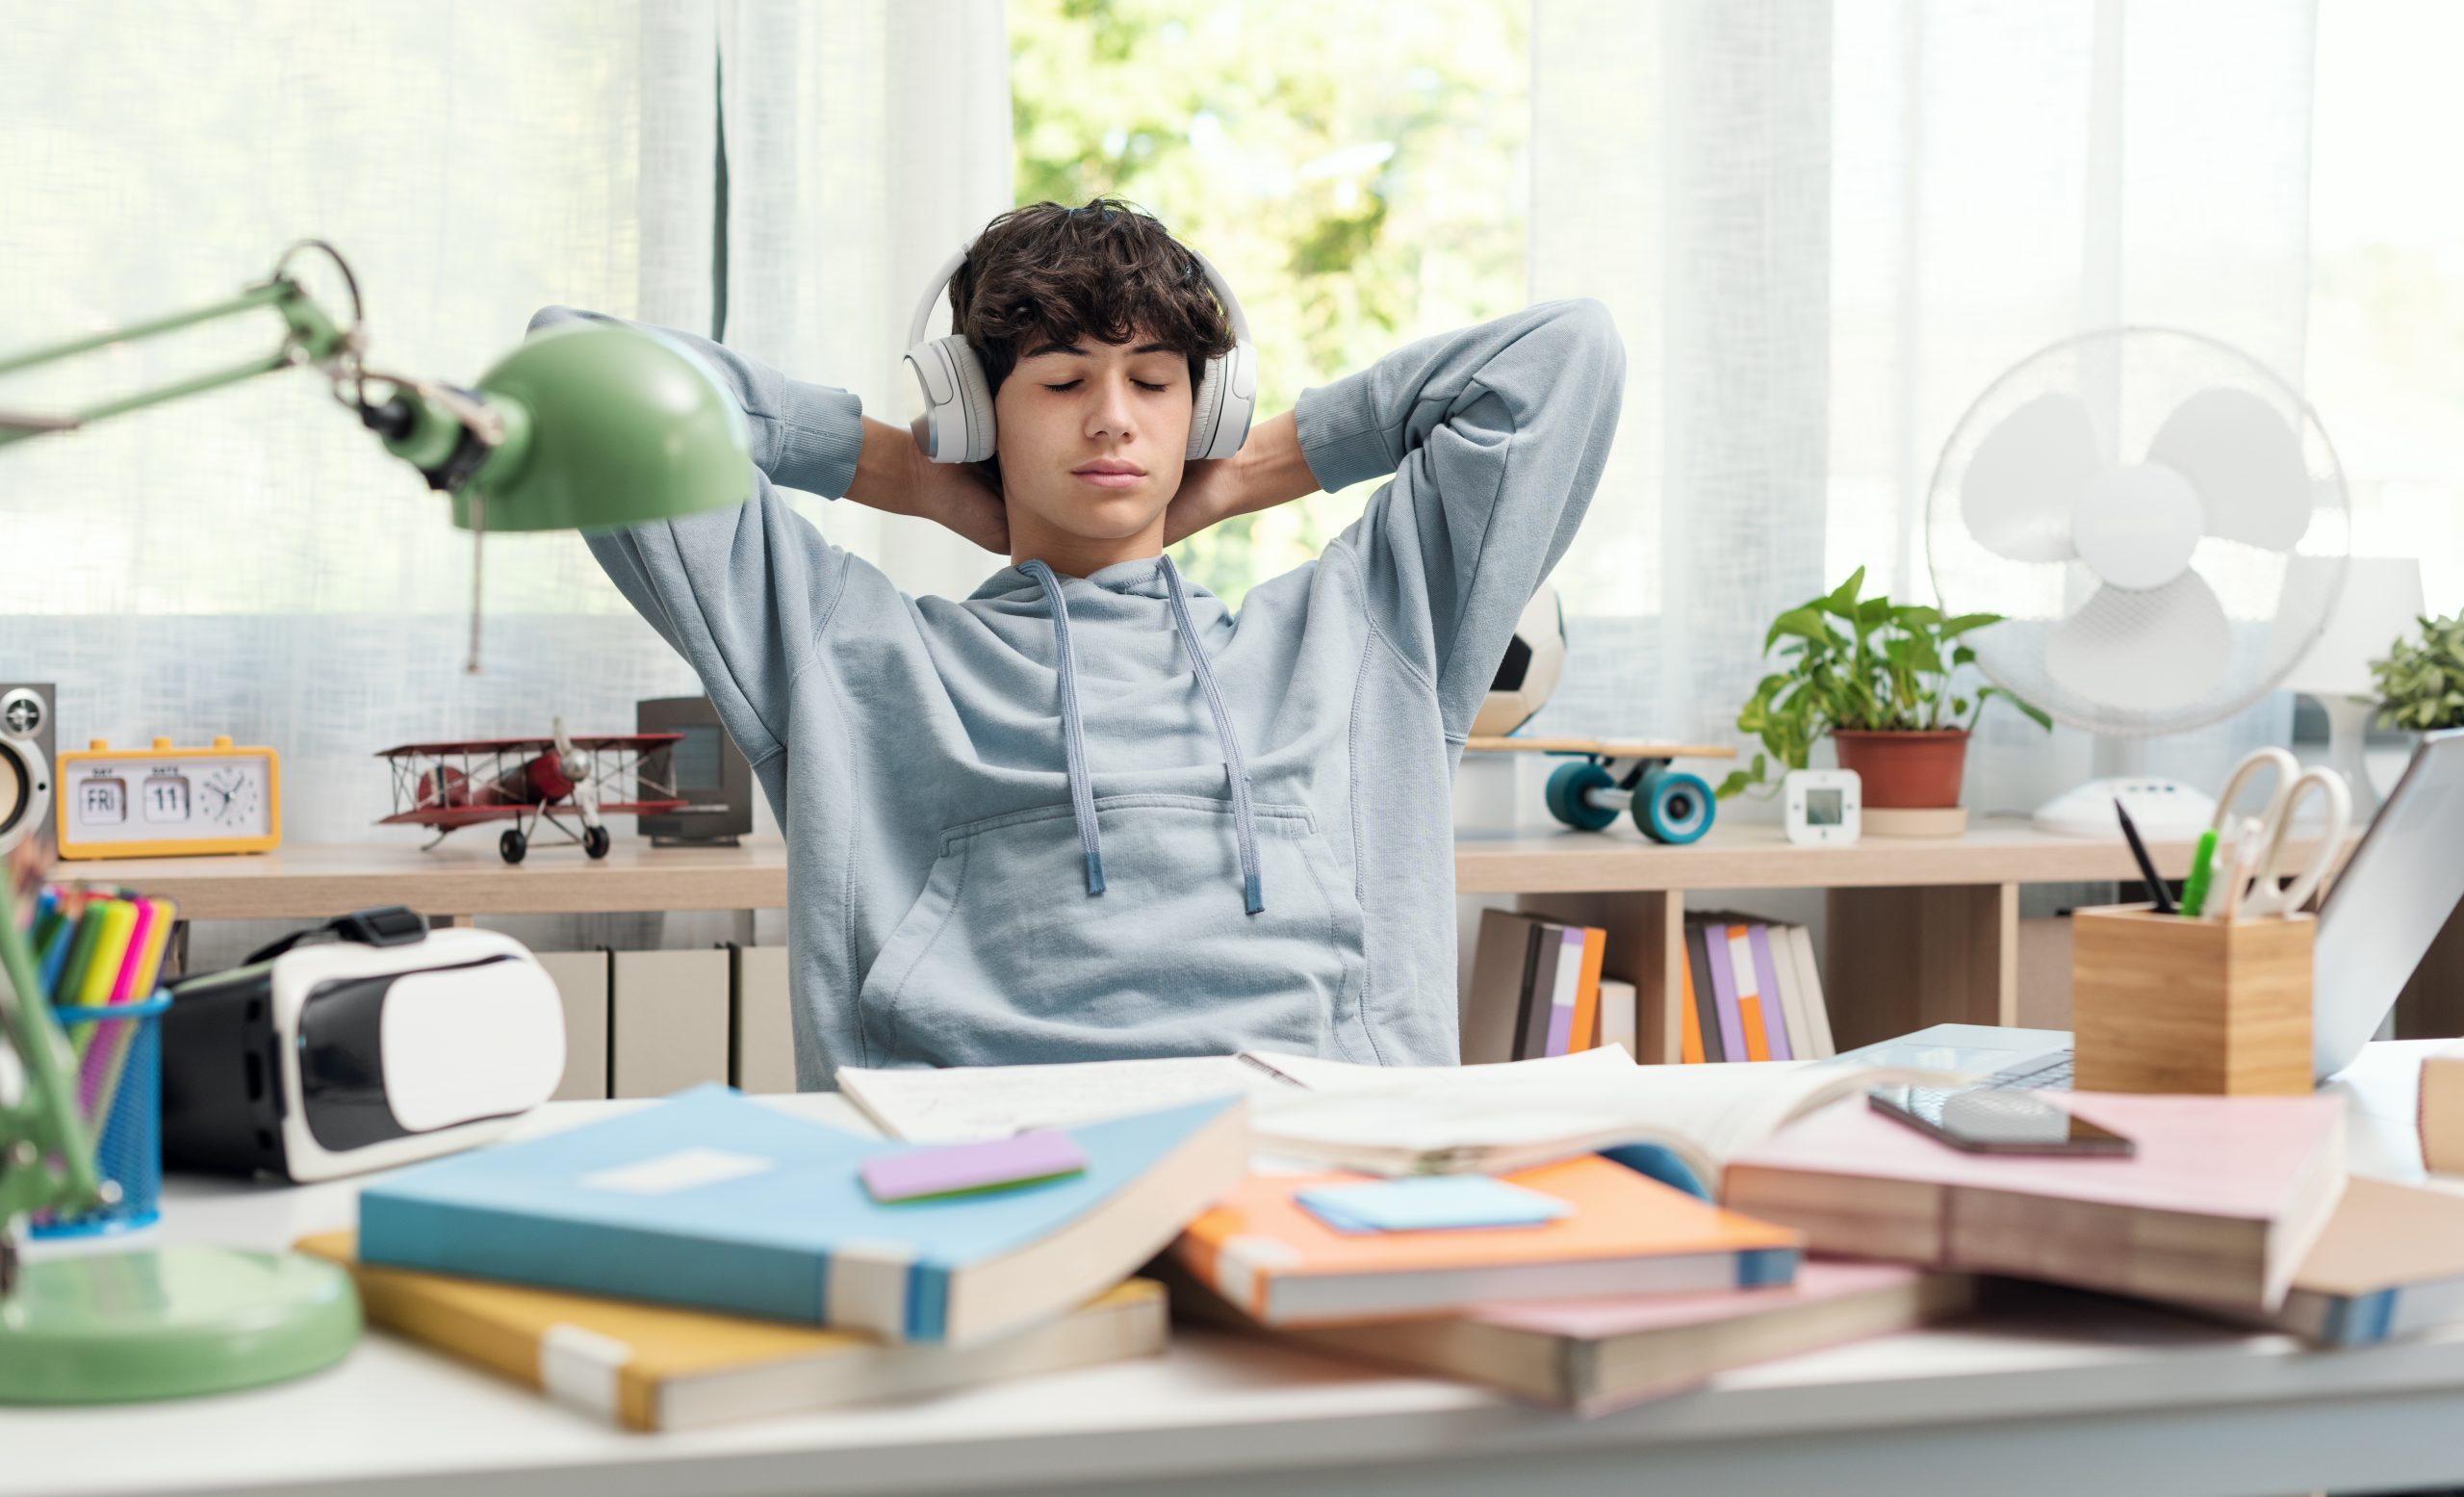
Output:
top-left (901, 237), bottom-right (1258, 466)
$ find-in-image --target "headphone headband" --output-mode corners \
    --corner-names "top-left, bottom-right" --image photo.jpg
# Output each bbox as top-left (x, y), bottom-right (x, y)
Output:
top-left (904, 238), bottom-right (1252, 353)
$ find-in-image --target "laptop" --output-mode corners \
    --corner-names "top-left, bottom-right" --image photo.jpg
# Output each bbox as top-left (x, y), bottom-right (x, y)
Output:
top-left (1828, 728), bottom-right (2464, 1090)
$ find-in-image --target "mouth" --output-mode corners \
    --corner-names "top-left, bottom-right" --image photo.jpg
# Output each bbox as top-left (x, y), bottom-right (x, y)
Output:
top-left (1072, 461), bottom-right (1146, 490)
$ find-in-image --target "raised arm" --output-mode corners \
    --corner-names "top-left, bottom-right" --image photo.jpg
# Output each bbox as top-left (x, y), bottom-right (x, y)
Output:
top-left (1296, 298), bottom-right (1626, 740)
top-left (527, 305), bottom-right (868, 771)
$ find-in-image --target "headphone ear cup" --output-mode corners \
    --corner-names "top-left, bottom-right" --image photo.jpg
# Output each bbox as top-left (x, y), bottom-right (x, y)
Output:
top-left (903, 335), bottom-right (998, 463)
top-left (1186, 353), bottom-right (1228, 462)
top-left (1187, 340), bottom-right (1258, 462)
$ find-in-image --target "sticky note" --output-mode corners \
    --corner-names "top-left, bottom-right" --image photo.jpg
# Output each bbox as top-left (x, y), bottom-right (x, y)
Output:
top-left (860, 1130), bottom-right (1088, 1203)
top-left (1296, 1175), bottom-right (1575, 1234)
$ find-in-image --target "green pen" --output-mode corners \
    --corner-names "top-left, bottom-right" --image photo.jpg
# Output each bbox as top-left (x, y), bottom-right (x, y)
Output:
top-left (2179, 828), bottom-right (2220, 918)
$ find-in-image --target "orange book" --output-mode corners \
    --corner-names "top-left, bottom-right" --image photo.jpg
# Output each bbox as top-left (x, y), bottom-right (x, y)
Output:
top-left (1569, 926), bottom-right (1606, 1052)
top-left (1170, 1154), bottom-right (1804, 1328)
top-left (1678, 942), bottom-right (1706, 1064)
top-left (1728, 924), bottom-right (1771, 1061)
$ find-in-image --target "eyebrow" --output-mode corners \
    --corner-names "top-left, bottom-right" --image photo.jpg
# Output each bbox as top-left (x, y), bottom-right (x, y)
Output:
top-left (1020, 339), bottom-right (1176, 360)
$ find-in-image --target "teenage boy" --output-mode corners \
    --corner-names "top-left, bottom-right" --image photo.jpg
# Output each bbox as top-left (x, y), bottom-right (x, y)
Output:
top-left (534, 196), bottom-right (1622, 1088)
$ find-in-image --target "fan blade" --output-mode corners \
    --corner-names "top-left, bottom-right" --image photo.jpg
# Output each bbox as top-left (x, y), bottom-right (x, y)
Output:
top-left (2044, 573), bottom-right (2232, 712)
top-left (1961, 392), bottom-right (2101, 564)
top-left (2144, 387), bottom-right (2312, 552)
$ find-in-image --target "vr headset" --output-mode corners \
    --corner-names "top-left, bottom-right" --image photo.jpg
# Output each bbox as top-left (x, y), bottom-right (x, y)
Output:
top-left (163, 907), bottom-right (565, 1182)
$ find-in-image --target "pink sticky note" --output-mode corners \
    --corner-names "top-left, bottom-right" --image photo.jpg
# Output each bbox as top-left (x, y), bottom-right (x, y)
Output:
top-left (860, 1130), bottom-right (1088, 1203)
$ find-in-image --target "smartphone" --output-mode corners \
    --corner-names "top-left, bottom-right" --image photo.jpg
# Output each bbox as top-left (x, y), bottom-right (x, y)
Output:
top-left (1866, 1085), bottom-right (2135, 1156)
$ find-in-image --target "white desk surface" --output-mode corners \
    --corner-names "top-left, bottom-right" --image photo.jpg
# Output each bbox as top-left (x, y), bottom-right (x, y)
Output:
top-left (13, 1043), bottom-right (2464, 1497)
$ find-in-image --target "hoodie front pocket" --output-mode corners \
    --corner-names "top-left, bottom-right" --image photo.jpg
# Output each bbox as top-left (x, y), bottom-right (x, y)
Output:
top-left (854, 794), bottom-right (1371, 1069)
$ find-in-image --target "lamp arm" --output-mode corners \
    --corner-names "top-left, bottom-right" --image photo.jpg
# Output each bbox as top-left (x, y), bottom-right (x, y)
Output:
top-left (0, 246), bottom-right (356, 446)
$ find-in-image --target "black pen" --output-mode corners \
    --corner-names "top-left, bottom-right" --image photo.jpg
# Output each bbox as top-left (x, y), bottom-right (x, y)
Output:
top-left (2114, 798), bottom-right (2175, 915)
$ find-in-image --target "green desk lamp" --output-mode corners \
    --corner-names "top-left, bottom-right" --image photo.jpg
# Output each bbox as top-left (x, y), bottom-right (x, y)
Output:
top-left (0, 243), bottom-right (751, 1401)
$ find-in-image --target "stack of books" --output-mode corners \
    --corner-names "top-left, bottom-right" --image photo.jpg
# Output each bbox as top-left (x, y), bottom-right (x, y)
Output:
top-left (1460, 908), bottom-right (1831, 1065)
top-left (1680, 913), bottom-right (1832, 1064)
top-left (330, 1085), bottom-right (1247, 1430)
top-left (1462, 910), bottom-right (1637, 1063)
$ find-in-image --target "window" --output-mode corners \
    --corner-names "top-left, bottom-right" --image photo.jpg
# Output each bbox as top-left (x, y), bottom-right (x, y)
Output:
top-left (1009, 0), bottom-right (1530, 607)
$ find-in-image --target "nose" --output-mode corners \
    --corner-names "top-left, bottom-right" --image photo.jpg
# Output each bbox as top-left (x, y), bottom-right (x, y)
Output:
top-left (1086, 374), bottom-right (1137, 442)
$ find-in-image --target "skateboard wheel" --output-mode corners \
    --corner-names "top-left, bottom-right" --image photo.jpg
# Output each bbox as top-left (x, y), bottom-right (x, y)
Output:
top-left (1635, 768), bottom-right (1713, 844)
top-left (1545, 761), bottom-right (1620, 832)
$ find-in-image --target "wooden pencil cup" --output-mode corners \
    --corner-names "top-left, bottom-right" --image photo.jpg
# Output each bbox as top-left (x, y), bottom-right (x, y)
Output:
top-left (2069, 904), bottom-right (2313, 1096)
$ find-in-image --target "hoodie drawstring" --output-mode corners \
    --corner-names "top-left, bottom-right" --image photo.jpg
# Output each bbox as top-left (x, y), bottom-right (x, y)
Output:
top-left (1022, 559), bottom-right (1107, 896)
top-left (1160, 555), bottom-right (1265, 915)
top-left (1019, 555), bottom-right (1264, 915)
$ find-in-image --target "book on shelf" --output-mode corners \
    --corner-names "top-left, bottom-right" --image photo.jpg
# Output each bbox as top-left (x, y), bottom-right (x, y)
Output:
top-left (1465, 910), bottom-right (1611, 1064)
top-left (1682, 914), bottom-right (1833, 1065)
top-left (1168, 1152), bottom-right (1804, 1328)
top-left (1174, 1257), bottom-right (1975, 1416)
top-left (296, 1232), bottom-right (1168, 1432)
top-left (1722, 1091), bottom-right (2348, 1311)
top-left (356, 1084), bottom-right (1246, 1345)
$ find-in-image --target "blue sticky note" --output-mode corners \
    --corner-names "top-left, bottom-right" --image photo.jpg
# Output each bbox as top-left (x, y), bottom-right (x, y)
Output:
top-left (1296, 1176), bottom-right (1574, 1234)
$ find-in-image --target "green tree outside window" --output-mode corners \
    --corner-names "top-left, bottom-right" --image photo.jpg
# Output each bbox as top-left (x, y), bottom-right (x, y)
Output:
top-left (1010, 0), bottom-right (1529, 607)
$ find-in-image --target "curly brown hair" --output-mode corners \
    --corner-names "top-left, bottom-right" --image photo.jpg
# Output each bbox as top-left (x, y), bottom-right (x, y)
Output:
top-left (950, 196), bottom-right (1237, 404)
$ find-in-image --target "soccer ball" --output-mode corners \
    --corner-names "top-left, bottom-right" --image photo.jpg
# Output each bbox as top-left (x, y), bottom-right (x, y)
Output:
top-left (1473, 582), bottom-right (1566, 736)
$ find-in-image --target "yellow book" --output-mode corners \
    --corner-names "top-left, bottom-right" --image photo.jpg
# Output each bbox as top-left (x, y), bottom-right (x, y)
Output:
top-left (296, 1233), bottom-right (1167, 1432)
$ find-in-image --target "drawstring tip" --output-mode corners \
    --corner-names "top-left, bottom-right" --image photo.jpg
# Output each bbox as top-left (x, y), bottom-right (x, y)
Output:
top-left (1086, 851), bottom-right (1107, 896)
top-left (1243, 872), bottom-right (1263, 916)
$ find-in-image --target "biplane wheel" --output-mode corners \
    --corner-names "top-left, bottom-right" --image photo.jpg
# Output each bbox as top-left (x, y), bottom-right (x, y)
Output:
top-left (583, 825), bottom-right (611, 860)
top-left (1634, 768), bottom-right (1714, 845)
top-left (499, 829), bottom-right (527, 865)
top-left (1544, 761), bottom-right (1620, 832)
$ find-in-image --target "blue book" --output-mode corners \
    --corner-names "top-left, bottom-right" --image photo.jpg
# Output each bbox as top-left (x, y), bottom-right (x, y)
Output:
top-left (358, 1085), bottom-right (1247, 1346)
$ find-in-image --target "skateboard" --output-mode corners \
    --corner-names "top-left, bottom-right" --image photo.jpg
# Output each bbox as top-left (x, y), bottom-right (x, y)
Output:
top-left (1463, 736), bottom-right (1733, 844)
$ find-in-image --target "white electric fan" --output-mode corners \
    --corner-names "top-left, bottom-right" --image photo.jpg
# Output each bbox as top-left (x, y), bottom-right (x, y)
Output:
top-left (1926, 327), bottom-right (2351, 839)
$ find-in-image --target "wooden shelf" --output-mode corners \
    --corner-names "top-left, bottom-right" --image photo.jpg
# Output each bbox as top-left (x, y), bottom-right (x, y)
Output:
top-left (1451, 815), bottom-right (2334, 894)
top-left (59, 840), bottom-right (794, 921)
top-left (64, 819), bottom-right (2402, 1063)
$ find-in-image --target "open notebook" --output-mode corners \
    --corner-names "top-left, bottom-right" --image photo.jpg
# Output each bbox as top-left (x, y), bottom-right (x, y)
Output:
top-left (839, 1046), bottom-right (1956, 1189)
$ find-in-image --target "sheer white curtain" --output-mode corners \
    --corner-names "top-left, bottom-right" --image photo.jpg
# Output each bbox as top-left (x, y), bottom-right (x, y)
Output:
top-left (717, 0), bottom-right (1016, 601)
top-left (1526, 0), bottom-right (2318, 817)
top-left (1, 0), bottom-right (719, 847)
top-left (2, 0), bottom-right (1018, 864)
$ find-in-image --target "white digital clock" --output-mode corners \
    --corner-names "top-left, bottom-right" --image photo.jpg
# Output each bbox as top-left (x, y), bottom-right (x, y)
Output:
top-left (56, 736), bottom-right (283, 859)
top-left (1783, 768), bottom-right (1861, 847)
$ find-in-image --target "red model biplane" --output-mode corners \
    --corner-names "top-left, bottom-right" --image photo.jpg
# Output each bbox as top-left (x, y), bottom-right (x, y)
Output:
top-left (376, 719), bottom-right (686, 864)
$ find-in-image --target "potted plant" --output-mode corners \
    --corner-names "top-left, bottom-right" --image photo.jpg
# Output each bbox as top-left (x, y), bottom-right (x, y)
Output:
top-left (1716, 567), bottom-right (2050, 810)
top-left (2369, 611), bottom-right (2464, 732)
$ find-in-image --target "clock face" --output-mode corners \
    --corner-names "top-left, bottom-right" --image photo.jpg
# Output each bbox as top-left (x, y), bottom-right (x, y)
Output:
top-left (62, 749), bottom-right (276, 851)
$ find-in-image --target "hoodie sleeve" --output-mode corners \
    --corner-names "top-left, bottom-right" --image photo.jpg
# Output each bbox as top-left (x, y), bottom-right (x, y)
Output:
top-left (1296, 297), bottom-right (1626, 741)
top-left (528, 305), bottom-right (865, 768)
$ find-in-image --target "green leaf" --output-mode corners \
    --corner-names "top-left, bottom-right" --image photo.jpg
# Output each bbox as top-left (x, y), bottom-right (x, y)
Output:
top-left (1763, 607), bottom-right (1832, 653)
top-left (1938, 611), bottom-right (2004, 639)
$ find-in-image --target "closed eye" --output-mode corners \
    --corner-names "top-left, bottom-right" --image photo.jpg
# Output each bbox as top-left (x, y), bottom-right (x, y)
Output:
top-left (1042, 379), bottom-right (1170, 393)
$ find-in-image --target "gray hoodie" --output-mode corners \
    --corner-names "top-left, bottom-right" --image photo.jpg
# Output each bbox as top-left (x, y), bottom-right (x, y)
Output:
top-left (535, 297), bottom-right (1623, 1087)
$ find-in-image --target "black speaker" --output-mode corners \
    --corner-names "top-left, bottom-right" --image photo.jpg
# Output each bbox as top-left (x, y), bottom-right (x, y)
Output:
top-left (0, 683), bottom-right (55, 858)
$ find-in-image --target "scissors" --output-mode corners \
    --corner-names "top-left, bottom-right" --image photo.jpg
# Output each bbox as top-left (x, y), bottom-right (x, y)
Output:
top-left (2207, 747), bottom-right (2352, 919)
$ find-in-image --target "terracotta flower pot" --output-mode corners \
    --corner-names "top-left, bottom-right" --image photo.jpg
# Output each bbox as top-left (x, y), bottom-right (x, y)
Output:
top-left (1832, 729), bottom-right (1970, 809)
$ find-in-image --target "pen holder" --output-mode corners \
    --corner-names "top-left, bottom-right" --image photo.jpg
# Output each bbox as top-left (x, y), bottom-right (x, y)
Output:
top-left (30, 993), bottom-right (170, 1238)
top-left (2069, 905), bottom-right (2312, 1096)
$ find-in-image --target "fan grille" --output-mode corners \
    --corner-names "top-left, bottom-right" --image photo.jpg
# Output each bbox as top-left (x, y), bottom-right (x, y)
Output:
top-left (1926, 326), bottom-right (2349, 736)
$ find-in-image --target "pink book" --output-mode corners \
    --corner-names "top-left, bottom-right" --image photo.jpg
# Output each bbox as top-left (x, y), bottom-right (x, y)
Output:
top-left (1285, 1259), bottom-right (1973, 1416)
top-left (1724, 1092), bottom-right (2347, 1310)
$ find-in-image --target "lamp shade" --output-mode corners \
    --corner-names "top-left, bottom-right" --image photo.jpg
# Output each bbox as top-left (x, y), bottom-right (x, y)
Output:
top-left (448, 323), bottom-right (751, 532)
top-left (2279, 556), bottom-right (2426, 699)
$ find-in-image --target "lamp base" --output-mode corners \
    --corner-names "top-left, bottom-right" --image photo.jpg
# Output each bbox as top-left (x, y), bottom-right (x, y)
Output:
top-left (0, 1244), bottom-right (359, 1404)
